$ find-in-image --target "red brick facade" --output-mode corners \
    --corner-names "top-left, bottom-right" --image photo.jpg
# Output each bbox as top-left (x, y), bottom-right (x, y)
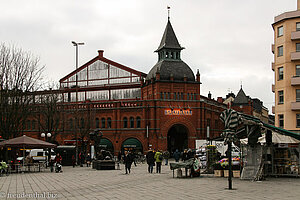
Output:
top-left (24, 19), bottom-right (227, 155)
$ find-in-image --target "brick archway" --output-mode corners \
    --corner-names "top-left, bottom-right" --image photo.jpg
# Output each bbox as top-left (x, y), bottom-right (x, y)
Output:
top-left (160, 116), bottom-right (197, 151)
top-left (161, 116), bottom-right (197, 138)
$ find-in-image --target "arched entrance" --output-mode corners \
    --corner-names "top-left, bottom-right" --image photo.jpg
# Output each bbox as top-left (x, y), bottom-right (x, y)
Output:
top-left (121, 138), bottom-right (143, 154)
top-left (99, 138), bottom-right (114, 154)
top-left (167, 124), bottom-right (188, 154)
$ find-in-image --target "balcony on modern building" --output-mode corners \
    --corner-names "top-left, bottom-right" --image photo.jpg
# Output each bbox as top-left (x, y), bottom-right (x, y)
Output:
top-left (271, 62), bottom-right (275, 71)
top-left (272, 44), bottom-right (275, 54)
top-left (291, 52), bottom-right (300, 61)
top-left (291, 102), bottom-right (300, 110)
top-left (291, 31), bottom-right (300, 40)
top-left (272, 84), bottom-right (275, 93)
top-left (291, 76), bottom-right (300, 86)
top-left (272, 106), bottom-right (275, 114)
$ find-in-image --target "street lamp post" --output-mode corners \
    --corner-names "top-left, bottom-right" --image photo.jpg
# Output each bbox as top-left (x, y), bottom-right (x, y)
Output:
top-left (41, 132), bottom-right (52, 166)
top-left (71, 41), bottom-right (84, 165)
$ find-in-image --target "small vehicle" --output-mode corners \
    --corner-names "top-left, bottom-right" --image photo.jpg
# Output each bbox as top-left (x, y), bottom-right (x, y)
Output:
top-left (55, 162), bottom-right (62, 173)
top-left (17, 149), bottom-right (56, 163)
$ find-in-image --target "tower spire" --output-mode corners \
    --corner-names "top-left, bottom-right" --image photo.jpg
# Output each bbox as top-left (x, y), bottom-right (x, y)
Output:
top-left (167, 6), bottom-right (170, 20)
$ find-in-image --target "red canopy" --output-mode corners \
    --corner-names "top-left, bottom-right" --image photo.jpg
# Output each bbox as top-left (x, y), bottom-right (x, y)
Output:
top-left (0, 135), bottom-right (56, 148)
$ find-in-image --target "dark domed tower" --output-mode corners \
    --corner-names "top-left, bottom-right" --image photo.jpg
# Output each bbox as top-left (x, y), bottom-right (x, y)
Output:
top-left (142, 18), bottom-right (201, 152)
top-left (146, 19), bottom-right (196, 82)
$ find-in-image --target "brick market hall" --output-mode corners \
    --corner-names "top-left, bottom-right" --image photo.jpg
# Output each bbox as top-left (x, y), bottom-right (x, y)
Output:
top-left (24, 18), bottom-right (226, 156)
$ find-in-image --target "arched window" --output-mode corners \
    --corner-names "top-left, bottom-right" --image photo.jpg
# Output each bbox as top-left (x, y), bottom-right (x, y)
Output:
top-left (123, 117), bottom-right (128, 128)
top-left (136, 117), bottom-right (141, 128)
top-left (95, 118), bottom-right (100, 128)
top-left (107, 118), bottom-right (112, 128)
top-left (101, 118), bottom-right (105, 128)
top-left (130, 117), bottom-right (134, 128)
top-left (26, 120), bottom-right (31, 130)
top-left (69, 119), bottom-right (73, 130)
top-left (80, 118), bottom-right (85, 129)
top-left (32, 120), bottom-right (36, 130)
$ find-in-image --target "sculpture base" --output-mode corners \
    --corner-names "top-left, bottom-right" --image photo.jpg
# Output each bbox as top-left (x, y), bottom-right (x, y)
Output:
top-left (93, 160), bottom-right (115, 170)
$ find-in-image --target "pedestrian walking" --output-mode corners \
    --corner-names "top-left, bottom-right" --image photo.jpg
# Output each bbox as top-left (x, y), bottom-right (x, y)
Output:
top-left (118, 151), bottom-right (122, 163)
top-left (173, 149), bottom-right (180, 162)
top-left (79, 152), bottom-right (85, 167)
top-left (86, 153), bottom-right (91, 167)
top-left (123, 151), bottom-right (133, 174)
top-left (131, 151), bottom-right (137, 167)
top-left (182, 149), bottom-right (188, 161)
top-left (72, 154), bottom-right (76, 167)
top-left (146, 149), bottom-right (155, 173)
top-left (187, 149), bottom-right (194, 160)
top-left (163, 151), bottom-right (170, 165)
top-left (154, 150), bottom-right (163, 173)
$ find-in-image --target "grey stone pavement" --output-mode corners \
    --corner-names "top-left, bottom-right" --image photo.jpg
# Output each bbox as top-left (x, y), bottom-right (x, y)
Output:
top-left (0, 162), bottom-right (300, 200)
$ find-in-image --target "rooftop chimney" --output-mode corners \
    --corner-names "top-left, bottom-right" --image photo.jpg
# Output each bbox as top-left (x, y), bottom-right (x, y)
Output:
top-left (98, 50), bottom-right (104, 57)
top-left (298, 0), bottom-right (300, 10)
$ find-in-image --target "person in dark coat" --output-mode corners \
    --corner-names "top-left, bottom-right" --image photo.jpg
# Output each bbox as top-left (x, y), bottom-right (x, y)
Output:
top-left (79, 152), bottom-right (85, 167)
top-left (72, 155), bottom-right (76, 168)
top-left (187, 149), bottom-right (194, 160)
top-left (182, 149), bottom-right (189, 161)
top-left (118, 151), bottom-right (122, 163)
top-left (123, 151), bottom-right (133, 174)
top-left (146, 149), bottom-right (155, 173)
top-left (173, 149), bottom-right (180, 162)
top-left (163, 151), bottom-right (170, 165)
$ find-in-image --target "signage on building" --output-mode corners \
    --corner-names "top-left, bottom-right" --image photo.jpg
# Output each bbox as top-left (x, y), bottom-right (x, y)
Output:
top-left (164, 109), bottom-right (192, 115)
top-left (124, 145), bottom-right (137, 148)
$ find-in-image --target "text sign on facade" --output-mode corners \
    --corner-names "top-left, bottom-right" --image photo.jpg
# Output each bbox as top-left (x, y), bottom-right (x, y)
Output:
top-left (164, 109), bottom-right (192, 115)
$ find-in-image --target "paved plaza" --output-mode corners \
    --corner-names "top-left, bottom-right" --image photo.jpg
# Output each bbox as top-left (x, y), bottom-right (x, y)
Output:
top-left (0, 162), bottom-right (300, 200)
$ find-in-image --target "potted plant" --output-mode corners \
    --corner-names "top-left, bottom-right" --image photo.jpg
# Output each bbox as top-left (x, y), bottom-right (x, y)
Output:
top-left (232, 157), bottom-right (241, 178)
top-left (219, 158), bottom-right (230, 177)
top-left (213, 162), bottom-right (223, 177)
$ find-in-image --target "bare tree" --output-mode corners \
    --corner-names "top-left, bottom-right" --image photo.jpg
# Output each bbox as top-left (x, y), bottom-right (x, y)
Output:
top-left (33, 88), bottom-right (63, 143)
top-left (77, 102), bottom-right (94, 153)
top-left (0, 43), bottom-right (44, 139)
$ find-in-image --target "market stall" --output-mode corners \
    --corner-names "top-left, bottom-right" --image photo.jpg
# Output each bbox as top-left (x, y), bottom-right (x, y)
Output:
top-left (240, 130), bottom-right (300, 178)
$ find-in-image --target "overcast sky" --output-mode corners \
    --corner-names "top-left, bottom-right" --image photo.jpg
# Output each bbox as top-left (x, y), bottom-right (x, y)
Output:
top-left (1, 0), bottom-right (298, 113)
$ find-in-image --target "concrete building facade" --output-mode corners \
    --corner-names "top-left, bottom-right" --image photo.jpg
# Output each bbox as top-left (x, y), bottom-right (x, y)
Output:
top-left (272, 0), bottom-right (300, 132)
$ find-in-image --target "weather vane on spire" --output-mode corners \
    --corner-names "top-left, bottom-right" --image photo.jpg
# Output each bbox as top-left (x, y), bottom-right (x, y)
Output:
top-left (167, 6), bottom-right (170, 20)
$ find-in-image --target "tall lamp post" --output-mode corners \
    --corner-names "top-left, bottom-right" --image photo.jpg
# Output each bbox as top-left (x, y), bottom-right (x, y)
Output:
top-left (71, 41), bottom-right (84, 165)
top-left (41, 132), bottom-right (52, 166)
top-left (220, 109), bottom-right (239, 190)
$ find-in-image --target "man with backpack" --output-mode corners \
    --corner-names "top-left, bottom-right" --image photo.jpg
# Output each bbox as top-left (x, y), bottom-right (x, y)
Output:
top-left (154, 150), bottom-right (163, 173)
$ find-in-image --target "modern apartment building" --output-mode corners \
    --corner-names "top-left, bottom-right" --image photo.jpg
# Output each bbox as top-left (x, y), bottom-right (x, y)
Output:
top-left (272, 0), bottom-right (300, 132)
